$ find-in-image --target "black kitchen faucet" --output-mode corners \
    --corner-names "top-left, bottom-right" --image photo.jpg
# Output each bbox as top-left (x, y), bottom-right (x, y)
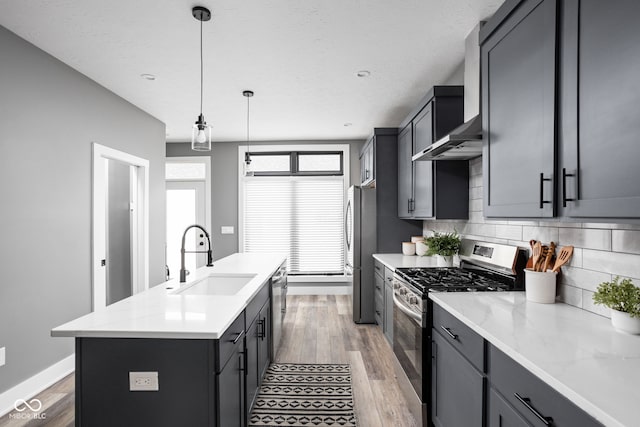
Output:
top-left (179, 224), bottom-right (214, 282)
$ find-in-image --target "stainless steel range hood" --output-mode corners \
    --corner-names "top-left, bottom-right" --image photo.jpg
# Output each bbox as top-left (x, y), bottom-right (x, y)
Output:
top-left (412, 115), bottom-right (482, 161)
top-left (414, 22), bottom-right (483, 162)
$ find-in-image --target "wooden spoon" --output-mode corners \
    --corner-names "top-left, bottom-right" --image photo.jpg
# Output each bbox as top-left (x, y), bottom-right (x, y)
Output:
top-left (552, 246), bottom-right (574, 273)
top-left (531, 241), bottom-right (542, 271)
top-left (542, 241), bottom-right (556, 272)
top-left (526, 240), bottom-right (537, 269)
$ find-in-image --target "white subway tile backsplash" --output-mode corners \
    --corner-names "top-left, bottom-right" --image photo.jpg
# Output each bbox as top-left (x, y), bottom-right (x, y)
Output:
top-left (522, 226), bottom-right (559, 244)
top-left (582, 290), bottom-right (611, 318)
top-left (421, 160), bottom-right (640, 316)
top-left (558, 284), bottom-right (582, 308)
top-left (612, 230), bottom-right (640, 254)
top-left (560, 267), bottom-right (611, 293)
top-left (559, 228), bottom-right (611, 251)
top-left (495, 225), bottom-right (522, 241)
top-left (583, 250), bottom-right (640, 278)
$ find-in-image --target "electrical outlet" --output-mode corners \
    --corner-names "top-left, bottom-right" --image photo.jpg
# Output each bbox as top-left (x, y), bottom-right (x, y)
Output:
top-left (0, 347), bottom-right (5, 367)
top-left (221, 226), bottom-right (234, 235)
top-left (129, 371), bottom-right (159, 391)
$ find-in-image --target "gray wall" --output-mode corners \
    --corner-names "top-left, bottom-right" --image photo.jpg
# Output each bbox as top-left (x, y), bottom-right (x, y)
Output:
top-left (424, 157), bottom-right (640, 317)
top-left (167, 140), bottom-right (363, 259)
top-left (0, 26), bottom-right (166, 393)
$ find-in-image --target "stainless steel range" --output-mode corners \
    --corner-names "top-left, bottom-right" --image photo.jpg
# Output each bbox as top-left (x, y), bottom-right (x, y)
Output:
top-left (391, 239), bottom-right (527, 426)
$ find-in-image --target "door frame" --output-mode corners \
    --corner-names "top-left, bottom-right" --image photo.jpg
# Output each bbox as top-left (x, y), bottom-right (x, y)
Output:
top-left (92, 143), bottom-right (149, 311)
top-left (164, 156), bottom-right (212, 234)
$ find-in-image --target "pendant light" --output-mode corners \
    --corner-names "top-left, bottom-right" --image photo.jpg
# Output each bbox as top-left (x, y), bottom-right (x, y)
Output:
top-left (243, 90), bottom-right (254, 176)
top-left (191, 6), bottom-right (212, 151)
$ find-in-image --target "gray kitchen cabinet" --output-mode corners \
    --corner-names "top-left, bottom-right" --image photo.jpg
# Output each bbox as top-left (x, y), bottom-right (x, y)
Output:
top-left (373, 260), bottom-right (384, 329)
top-left (383, 267), bottom-right (394, 345)
top-left (431, 329), bottom-right (484, 427)
top-left (488, 344), bottom-right (603, 427)
top-left (481, 0), bottom-right (557, 218)
top-left (397, 86), bottom-right (469, 220)
top-left (359, 137), bottom-right (375, 187)
top-left (218, 328), bottom-right (246, 427)
top-left (397, 125), bottom-right (414, 218)
top-left (246, 282), bottom-right (272, 418)
top-left (559, 0), bottom-right (640, 218)
top-left (482, 0), bottom-right (640, 221)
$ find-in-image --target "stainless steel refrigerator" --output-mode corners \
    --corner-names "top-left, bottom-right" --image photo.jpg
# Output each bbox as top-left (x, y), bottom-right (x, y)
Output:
top-left (345, 185), bottom-right (377, 323)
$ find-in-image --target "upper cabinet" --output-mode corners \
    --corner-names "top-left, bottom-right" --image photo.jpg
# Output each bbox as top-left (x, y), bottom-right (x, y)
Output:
top-left (359, 138), bottom-right (375, 187)
top-left (481, 0), bottom-right (557, 218)
top-left (481, 0), bottom-right (640, 220)
top-left (559, 0), bottom-right (640, 218)
top-left (398, 86), bottom-right (469, 220)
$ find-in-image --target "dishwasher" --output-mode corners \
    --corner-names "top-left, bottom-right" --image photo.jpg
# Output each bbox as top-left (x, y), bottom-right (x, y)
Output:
top-left (270, 262), bottom-right (287, 359)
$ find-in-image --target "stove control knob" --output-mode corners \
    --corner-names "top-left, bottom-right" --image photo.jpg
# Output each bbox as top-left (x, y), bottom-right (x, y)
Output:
top-left (409, 296), bottom-right (418, 304)
top-left (399, 288), bottom-right (408, 295)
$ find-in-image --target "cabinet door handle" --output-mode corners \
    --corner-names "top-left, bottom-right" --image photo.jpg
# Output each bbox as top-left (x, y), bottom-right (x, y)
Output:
top-left (258, 319), bottom-right (266, 340)
top-left (514, 393), bottom-right (553, 425)
top-left (562, 168), bottom-right (576, 207)
top-left (539, 173), bottom-right (552, 209)
top-left (440, 326), bottom-right (458, 341)
top-left (232, 330), bottom-right (245, 344)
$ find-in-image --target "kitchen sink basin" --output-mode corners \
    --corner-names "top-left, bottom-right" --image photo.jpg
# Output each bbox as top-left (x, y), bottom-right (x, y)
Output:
top-left (172, 273), bottom-right (257, 296)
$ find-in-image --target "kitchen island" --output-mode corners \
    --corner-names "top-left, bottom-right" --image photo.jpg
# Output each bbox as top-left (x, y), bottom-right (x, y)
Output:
top-left (52, 252), bottom-right (286, 427)
top-left (430, 292), bottom-right (640, 427)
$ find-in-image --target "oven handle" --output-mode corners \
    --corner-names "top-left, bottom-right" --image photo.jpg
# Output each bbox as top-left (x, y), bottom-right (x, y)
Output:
top-left (392, 292), bottom-right (422, 326)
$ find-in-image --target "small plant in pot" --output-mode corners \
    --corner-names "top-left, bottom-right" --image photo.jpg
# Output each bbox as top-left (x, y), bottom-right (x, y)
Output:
top-left (424, 231), bottom-right (461, 267)
top-left (593, 276), bottom-right (640, 334)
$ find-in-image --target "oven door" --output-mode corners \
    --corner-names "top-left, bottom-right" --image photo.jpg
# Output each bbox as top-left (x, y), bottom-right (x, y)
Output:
top-left (392, 291), bottom-right (424, 401)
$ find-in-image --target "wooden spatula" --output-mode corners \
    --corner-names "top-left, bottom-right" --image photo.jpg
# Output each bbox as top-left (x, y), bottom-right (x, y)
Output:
top-left (526, 240), bottom-right (537, 269)
top-left (531, 241), bottom-right (542, 271)
top-left (542, 241), bottom-right (556, 272)
top-left (552, 246), bottom-right (574, 273)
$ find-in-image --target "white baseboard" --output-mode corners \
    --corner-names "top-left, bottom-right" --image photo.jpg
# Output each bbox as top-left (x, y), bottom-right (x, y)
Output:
top-left (287, 284), bottom-right (352, 295)
top-left (0, 354), bottom-right (75, 417)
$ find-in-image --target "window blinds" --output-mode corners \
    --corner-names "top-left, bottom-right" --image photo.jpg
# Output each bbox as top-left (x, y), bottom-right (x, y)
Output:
top-left (243, 176), bottom-right (345, 275)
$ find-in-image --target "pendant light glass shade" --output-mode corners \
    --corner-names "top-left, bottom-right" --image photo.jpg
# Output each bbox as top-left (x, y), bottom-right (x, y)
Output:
top-left (191, 6), bottom-right (212, 151)
top-left (192, 114), bottom-right (212, 151)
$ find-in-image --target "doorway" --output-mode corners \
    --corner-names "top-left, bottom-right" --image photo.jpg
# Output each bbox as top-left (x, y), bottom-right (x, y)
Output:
top-left (92, 143), bottom-right (149, 311)
top-left (165, 157), bottom-right (211, 280)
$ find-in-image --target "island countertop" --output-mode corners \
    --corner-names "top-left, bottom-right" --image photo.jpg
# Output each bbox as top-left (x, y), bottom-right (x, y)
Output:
top-left (51, 253), bottom-right (286, 339)
top-left (429, 292), bottom-right (640, 427)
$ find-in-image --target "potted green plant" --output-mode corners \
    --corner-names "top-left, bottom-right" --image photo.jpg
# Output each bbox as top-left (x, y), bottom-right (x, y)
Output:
top-left (593, 276), bottom-right (640, 334)
top-left (424, 231), bottom-right (461, 267)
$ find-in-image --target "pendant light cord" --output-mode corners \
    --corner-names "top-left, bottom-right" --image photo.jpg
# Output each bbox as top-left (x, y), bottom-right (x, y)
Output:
top-left (200, 18), bottom-right (204, 116)
top-left (246, 94), bottom-right (250, 144)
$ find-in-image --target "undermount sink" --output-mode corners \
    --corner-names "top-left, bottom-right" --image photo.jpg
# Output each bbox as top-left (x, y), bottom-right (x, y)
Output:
top-left (172, 273), bottom-right (257, 296)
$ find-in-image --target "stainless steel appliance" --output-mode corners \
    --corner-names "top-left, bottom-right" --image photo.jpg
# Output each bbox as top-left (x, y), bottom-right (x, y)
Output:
top-left (270, 261), bottom-right (287, 358)
top-left (345, 185), bottom-right (377, 323)
top-left (392, 239), bottom-right (527, 426)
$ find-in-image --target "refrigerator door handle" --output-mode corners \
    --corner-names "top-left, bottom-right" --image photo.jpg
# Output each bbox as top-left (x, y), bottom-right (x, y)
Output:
top-left (344, 200), bottom-right (352, 251)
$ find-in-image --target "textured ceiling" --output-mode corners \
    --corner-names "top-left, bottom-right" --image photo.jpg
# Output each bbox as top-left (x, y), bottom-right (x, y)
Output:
top-left (0, 0), bottom-right (503, 142)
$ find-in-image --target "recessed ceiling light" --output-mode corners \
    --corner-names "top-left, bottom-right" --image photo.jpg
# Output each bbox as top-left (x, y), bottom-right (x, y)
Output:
top-left (140, 73), bottom-right (156, 81)
top-left (356, 70), bottom-right (371, 78)
top-left (344, 123), bottom-right (353, 127)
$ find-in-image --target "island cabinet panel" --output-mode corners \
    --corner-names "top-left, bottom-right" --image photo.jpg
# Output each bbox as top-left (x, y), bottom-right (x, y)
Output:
top-left (246, 295), bottom-right (272, 417)
top-left (488, 345), bottom-right (602, 427)
top-left (76, 338), bottom-right (215, 427)
top-left (218, 339), bottom-right (245, 427)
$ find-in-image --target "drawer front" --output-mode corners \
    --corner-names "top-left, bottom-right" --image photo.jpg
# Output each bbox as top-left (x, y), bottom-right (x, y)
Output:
top-left (374, 259), bottom-right (384, 277)
top-left (384, 267), bottom-right (394, 287)
top-left (216, 312), bottom-right (246, 372)
top-left (432, 304), bottom-right (484, 371)
top-left (488, 387), bottom-right (531, 427)
top-left (489, 345), bottom-right (603, 427)
top-left (246, 281), bottom-right (269, 326)
top-left (374, 273), bottom-right (384, 299)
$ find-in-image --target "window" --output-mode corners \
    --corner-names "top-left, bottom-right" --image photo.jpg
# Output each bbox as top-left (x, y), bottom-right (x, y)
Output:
top-left (240, 147), bottom-right (348, 275)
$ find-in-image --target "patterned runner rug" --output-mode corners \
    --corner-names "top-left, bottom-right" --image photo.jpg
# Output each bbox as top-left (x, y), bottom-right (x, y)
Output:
top-left (249, 363), bottom-right (357, 427)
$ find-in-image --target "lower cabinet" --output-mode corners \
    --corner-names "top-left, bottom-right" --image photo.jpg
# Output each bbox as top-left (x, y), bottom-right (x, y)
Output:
top-left (246, 297), bottom-right (272, 418)
top-left (431, 327), bottom-right (485, 427)
top-left (488, 387), bottom-right (531, 427)
top-left (218, 336), bottom-right (246, 427)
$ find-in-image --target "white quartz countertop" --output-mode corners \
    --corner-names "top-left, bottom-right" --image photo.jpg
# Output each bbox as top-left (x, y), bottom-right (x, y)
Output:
top-left (429, 292), bottom-right (640, 427)
top-left (51, 253), bottom-right (286, 339)
top-left (372, 253), bottom-right (442, 270)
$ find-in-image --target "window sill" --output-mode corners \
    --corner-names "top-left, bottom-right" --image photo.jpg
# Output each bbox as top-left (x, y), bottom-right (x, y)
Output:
top-left (287, 275), bottom-right (349, 283)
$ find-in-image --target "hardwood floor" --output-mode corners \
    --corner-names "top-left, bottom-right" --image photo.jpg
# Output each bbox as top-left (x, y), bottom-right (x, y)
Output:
top-left (0, 294), bottom-right (417, 426)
